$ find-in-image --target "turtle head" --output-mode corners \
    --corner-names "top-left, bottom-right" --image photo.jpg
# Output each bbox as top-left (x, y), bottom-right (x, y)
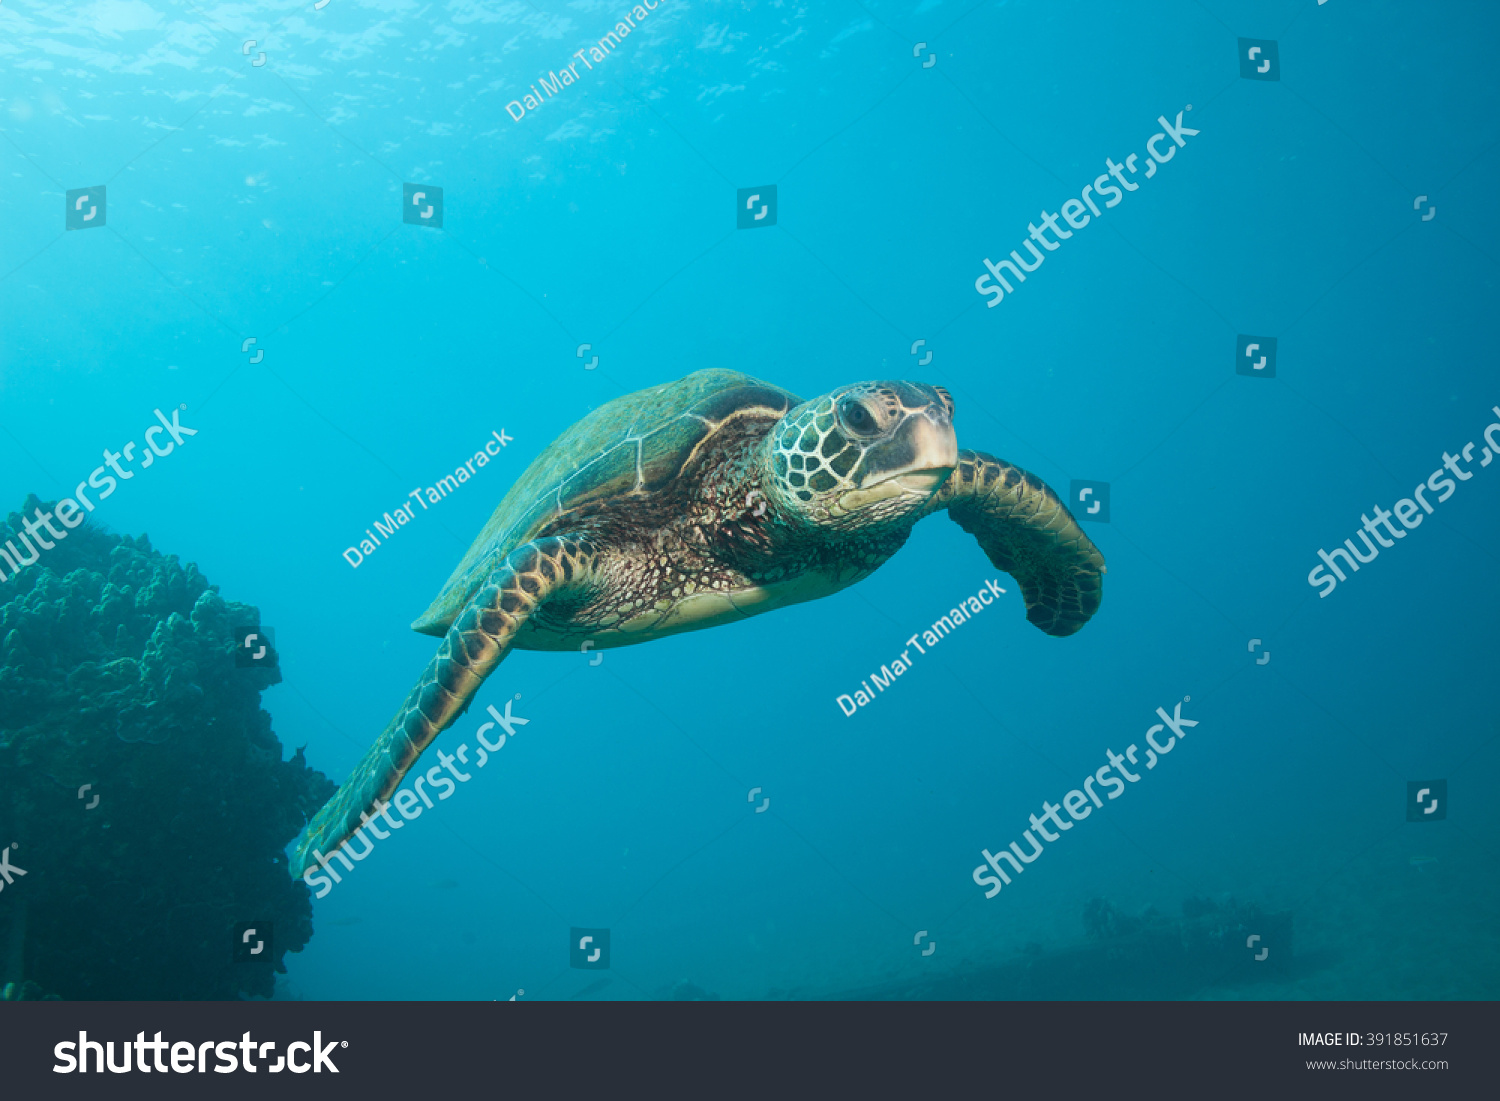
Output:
top-left (761, 381), bottom-right (957, 531)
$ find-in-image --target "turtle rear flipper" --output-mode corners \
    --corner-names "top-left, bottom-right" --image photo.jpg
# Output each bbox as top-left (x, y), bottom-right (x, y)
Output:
top-left (291, 536), bottom-right (600, 877)
top-left (924, 450), bottom-right (1105, 637)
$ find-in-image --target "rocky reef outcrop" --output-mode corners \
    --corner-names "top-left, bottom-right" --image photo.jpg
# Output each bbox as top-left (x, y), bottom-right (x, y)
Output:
top-left (0, 495), bottom-right (334, 999)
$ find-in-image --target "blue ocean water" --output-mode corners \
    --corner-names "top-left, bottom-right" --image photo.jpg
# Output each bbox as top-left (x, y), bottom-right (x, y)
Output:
top-left (1, 0), bottom-right (1496, 1001)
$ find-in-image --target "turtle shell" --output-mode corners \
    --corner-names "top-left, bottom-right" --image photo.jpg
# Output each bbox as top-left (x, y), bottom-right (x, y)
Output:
top-left (412, 368), bottom-right (798, 636)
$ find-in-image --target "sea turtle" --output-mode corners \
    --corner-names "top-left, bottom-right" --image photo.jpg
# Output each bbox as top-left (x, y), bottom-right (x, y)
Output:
top-left (291, 369), bottom-right (1104, 875)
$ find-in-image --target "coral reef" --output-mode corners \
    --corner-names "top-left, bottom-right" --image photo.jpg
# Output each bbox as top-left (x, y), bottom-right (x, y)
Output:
top-left (0, 495), bottom-right (334, 999)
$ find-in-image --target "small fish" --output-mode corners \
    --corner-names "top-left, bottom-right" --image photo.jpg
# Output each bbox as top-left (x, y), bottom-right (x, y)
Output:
top-left (1409, 856), bottom-right (1439, 871)
top-left (430, 878), bottom-right (460, 890)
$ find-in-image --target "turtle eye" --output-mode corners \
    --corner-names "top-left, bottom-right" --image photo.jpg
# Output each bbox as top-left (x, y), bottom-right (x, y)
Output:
top-left (839, 399), bottom-right (876, 435)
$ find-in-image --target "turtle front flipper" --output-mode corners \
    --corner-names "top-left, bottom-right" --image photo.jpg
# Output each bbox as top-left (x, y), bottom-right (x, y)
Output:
top-left (291, 535), bottom-right (600, 877)
top-left (922, 450), bottom-right (1105, 637)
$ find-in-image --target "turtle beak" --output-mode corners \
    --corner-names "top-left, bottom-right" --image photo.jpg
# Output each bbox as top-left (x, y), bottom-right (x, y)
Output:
top-left (888, 468), bottom-right (951, 494)
top-left (837, 412), bottom-right (957, 512)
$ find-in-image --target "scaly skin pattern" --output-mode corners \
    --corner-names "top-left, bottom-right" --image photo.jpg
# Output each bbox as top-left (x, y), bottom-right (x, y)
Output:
top-left (921, 449), bottom-right (1106, 636)
top-left (293, 535), bottom-right (600, 874)
top-left (517, 414), bottom-right (913, 646)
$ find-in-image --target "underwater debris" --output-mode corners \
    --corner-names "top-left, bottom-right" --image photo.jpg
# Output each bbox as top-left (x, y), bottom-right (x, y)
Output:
top-left (828, 895), bottom-right (1295, 1000)
top-left (0, 496), bottom-right (335, 999)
